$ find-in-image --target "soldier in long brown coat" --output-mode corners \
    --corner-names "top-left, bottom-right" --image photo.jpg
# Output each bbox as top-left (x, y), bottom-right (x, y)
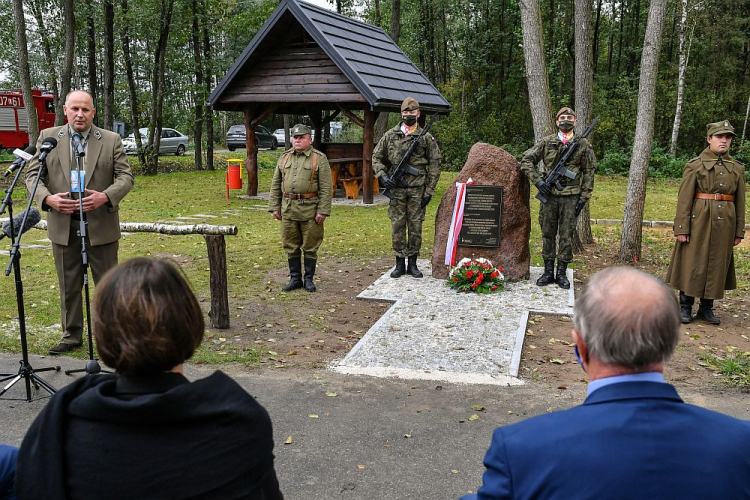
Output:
top-left (666, 120), bottom-right (745, 325)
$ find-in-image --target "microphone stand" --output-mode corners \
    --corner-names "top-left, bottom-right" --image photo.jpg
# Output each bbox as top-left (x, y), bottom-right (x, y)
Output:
top-left (0, 156), bottom-right (60, 401)
top-left (65, 143), bottom-right (109, 376)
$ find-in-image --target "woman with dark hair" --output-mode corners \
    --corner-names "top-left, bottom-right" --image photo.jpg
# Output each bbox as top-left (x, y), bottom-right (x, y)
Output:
top-left (16, 258), bottom-right (283, 500)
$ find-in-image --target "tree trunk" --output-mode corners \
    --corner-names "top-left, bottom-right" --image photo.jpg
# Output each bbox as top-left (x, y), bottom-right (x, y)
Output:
top-left (192, 0), bottom-right (204, 171)
top-left (12, 0), bottom-right (39, 145)
top-left (573, 0), bottom-right (596, 250)
top-left (146, 0), bottom-right (175, 175)
top-left (119, 0), bottom-right (147, 170)
top-left (669, 0), bottom-right (693, 156)
top-left (244, 107), bottom-right (259, 196)
top-left (86, 2), bottom-right (98, 123)
top-left (520, 0), bottom-right (554, 141)
top-left (103, 0), bottom-right (115, 131)
top-left (203, 0), bottom-right (214, 171)
top-left (204, 235), bottom-right (230, 329)
top-left (742, 92), bottom-right (750, 146)
top-left (375, 0), bottom-right (401, 142)
top-left (59, 0), bottom-right (76, 125)
top-left (619, 0), bottom-right (668, 262)
top-left (29, 0), bottom-right (61, 126)
top-left (283, 115), bottom-right (290, 148)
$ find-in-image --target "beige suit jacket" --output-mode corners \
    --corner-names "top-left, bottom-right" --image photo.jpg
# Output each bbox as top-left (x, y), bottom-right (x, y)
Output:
top-left (25, 125), bottom-right (134, 246)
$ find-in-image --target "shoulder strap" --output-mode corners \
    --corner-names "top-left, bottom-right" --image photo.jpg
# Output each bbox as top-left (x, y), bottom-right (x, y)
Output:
top-left (307, 152), bottom-right (319, 193)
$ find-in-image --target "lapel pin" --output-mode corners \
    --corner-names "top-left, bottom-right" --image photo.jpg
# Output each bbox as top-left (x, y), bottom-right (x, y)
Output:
top-left (57, 129), bottom-right (65, 138)
top-left (94, 130), bottom-right (102, 140)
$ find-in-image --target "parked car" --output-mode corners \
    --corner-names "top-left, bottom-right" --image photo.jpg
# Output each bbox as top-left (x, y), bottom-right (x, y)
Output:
top-left (122, 127), bottom-right (188, 155)
top-left (273, 129), bottom-right (286, 147)
top-left (226, 125), bottom-right (277, 151)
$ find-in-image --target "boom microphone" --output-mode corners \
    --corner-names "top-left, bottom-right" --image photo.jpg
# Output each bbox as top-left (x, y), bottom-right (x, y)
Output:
top-left (1, 208), bottom-right (42, 240)
top-left (3, 146), bottom-right (36, 178)
top-left (37, 138), bottom-right (58, 163)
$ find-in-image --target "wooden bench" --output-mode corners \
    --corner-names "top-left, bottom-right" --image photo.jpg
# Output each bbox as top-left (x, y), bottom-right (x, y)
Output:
top-left (328, 157), bottom-right (378, 199)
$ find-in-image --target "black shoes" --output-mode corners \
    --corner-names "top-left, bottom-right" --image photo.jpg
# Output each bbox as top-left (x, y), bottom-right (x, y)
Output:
top-left (282, 257), bottom-right (304, 292)
top-left (48, 342), bottom-right (82, 355)
top-left (555, 261), bottom-right (570, 289)
top-left (679, 291), bottom-right (694, 324)
top-left (391, 257), bottom-right (406, 278)
top-left (696, 299), bottom-right (720, 325)
top-left (536, 260), bottom-right (555, 286)
top-left (407, 256), bottom-right (423, 278)
top-left (303, 258), bottom-right (317, 293)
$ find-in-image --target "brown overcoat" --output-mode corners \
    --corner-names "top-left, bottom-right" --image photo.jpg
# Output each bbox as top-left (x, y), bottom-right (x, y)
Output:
top-left (666, 147), bottom-right (746, 299)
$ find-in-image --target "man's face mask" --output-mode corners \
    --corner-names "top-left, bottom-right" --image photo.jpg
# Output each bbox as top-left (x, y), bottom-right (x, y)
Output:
top-left (558, 120), bottom-right (574, 132)
top-left (402, 114), bottom-right (418, 126)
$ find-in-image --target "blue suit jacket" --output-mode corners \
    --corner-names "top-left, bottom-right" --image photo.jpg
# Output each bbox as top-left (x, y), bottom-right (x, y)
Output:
top-left (462, 382), bottom-right (750, 500)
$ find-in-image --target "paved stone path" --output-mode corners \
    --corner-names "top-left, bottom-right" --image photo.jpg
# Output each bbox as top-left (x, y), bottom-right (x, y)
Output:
top-left (333, 260), bottom-right (574, 386)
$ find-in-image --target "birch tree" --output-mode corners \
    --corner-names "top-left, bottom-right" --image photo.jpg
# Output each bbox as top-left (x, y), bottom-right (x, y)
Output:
top-left (619, 0), bottom-right (668, 262)
top-left (669, 0), bottom-right (699, 155)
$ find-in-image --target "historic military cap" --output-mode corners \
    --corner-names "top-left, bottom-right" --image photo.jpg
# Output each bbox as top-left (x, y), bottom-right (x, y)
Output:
top-left (556, 107), bottom-right (576, 119)
top-left (706, 120), bottom-right (735, 137)
top-left (401, 97), bottom-right (419, 112)
top-left (291, 124), bottom-right (312, 137)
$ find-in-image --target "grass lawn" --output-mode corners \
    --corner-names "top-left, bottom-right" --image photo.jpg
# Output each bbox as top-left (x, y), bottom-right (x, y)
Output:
top-left (1, 153), bottom-right (748, 367)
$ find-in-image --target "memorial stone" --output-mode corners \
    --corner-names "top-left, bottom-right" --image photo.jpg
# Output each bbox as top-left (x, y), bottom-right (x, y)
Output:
top-left (431, 143), bottom-right (530, 281)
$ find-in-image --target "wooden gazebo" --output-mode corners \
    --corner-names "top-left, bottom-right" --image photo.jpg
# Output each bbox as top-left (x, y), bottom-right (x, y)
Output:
top-left (208, 0), bottom-right (451, 204)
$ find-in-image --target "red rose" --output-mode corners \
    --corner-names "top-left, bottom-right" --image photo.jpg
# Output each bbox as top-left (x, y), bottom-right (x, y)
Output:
top-left (491, 285), bottom-right (498, 291)
top-left (476, 277), bottom-right (483, 285)
top-left (453, 277), bottom-right (458, 281)
top-left (471, 284), bottom-right (477, 290)
top-left (491, 271), bottom-right (498, 278)
top-left (499, 266), bottom-right (503, 271)
top-left (466, 271), bottom-right (474, 278)
top-left (478, 272), bottom-right (484, 279)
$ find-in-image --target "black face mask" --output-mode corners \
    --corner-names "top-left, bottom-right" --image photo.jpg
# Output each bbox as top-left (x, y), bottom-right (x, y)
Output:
top-left (558, 120), bottom-right (574, 132)
top-left (402, 115), bottom-right (417, 126)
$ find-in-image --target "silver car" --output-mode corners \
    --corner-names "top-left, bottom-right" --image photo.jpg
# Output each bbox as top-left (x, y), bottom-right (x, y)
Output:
top-left (123, 127), bottom-right (188, 155)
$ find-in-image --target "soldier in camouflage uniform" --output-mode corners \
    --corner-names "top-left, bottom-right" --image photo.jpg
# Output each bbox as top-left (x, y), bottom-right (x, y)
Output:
top-left (269, 124), bottom-right (333, 292)
top-left (519, 107), bottom-right (596, 289)
top-left (373, 97), bottom-right (441, 278)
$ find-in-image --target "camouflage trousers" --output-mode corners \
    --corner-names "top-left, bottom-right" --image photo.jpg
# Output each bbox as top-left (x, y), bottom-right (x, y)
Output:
top-left (539, 195), bottom-right (577, 263)
top-left (281, 218), bottom-right (324, 259)
top-left (388, 186), bottom-right (425, 258)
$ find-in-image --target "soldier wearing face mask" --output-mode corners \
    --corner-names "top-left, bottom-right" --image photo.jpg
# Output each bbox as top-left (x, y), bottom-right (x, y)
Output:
top-left (519, 107), bottom-right (596, 289)
top-left (373, 97), bottom-right (441, 279)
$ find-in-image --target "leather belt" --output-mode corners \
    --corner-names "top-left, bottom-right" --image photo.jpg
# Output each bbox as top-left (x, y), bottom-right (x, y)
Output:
top-left (695, 193), bottom-right (734, 201)
top-left (283, 192), bottom-right (318, 200)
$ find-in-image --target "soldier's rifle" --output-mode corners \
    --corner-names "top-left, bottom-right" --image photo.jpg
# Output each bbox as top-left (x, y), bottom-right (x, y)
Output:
top-left (536, 116), bottom-right (599, 204)
top-left (382, 122), bottom-right (433, 199)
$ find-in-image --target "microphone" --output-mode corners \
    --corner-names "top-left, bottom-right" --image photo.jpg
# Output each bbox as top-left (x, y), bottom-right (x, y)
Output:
top-left (37, 137), bottom-right (57, 164)
top-left (0, 208), bottom-right (42, 240)
top-left (3, 146), bottom-right (36, 178)
top-left (71, 132), bottom-right (85, 157)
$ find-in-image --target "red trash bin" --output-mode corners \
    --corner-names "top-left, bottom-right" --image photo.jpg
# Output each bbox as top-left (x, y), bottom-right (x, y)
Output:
top-left (226, 159), bottom-right (243, 198)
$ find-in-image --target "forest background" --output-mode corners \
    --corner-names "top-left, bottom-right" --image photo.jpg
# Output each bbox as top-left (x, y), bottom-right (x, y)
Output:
top-left (1, 0), bottom-right (748, 176)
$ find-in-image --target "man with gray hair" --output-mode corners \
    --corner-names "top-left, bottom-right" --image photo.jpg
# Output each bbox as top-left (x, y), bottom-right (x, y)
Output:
top-left (462, 266), bottom-right (750, 500)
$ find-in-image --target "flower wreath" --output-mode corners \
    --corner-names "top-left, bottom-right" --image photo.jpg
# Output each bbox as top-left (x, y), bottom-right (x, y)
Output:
top-left (446, 257), bottom-right (505, 293)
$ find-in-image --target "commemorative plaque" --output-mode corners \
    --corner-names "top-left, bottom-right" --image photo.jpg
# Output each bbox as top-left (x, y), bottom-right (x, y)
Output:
top-left (458, 185), bottom-right (503, 247)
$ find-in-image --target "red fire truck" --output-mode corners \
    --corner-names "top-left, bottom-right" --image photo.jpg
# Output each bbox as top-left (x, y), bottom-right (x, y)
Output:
top-left (0, 89), bottom-right (57, 151)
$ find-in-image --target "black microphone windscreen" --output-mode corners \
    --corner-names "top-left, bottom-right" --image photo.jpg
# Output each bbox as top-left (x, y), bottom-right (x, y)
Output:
top-left (42, 138), bottom-right (58, 150)
top-left (21, 145), bottom-right (37, 157)
top-left (2, 208), bottom-right (42, 239)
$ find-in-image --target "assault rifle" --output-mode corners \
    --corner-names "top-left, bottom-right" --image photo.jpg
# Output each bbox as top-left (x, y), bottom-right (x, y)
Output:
top-left (382, 122), bottom-right (433, 199)
top-left (536, 116), bottom-right (599, 204)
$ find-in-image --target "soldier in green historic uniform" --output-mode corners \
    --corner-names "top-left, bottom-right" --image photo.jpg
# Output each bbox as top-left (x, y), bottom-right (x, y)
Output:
top-left (519, 107), bottom-right (596, 289)
top-left (373, 97), bottom-right (441, 278)
top-left (269, 124), bottom-right (333, 292)
top-left (666, 120), bottom-right (745, 325)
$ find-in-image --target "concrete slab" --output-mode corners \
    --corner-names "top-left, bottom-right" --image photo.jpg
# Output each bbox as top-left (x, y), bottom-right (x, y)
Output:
top-left (333, 261), bottom-right (574, 386)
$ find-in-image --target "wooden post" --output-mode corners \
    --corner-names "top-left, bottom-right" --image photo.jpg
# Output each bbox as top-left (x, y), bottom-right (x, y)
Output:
top-left (362, 108), bottom-right (377, 204)
top-left (203, 235), bottom-right (230, 329)
top-left (244, 107), bottom-right (258, 196)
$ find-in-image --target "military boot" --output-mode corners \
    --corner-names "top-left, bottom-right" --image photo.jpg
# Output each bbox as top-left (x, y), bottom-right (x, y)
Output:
top-left (696, 298), bottom-right (720, 325)
top-left (391, 257), bottom-right (406, 278)
top-left (555, 261), bottom-right (570, 289)
top-left (407, 255), bottom-right (423, 278)
top-left (679, 291), bottom-right (694, 324)
top-left (303, 257), bottom-right (317, 292)
top-left (536, 260), bottom-right (555, 286)
top-left (281, 257), bottom-right (303, 292)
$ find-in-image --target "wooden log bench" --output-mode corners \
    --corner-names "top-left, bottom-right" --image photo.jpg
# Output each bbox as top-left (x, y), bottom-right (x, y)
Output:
top-left (328, 157), bottom-right (379, 200)
top-left (15, 219), bottom-right (238, 329)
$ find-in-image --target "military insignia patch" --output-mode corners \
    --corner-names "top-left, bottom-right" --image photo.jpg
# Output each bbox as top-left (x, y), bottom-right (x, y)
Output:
top-left (724, 121), bottom-right (729, 127)
top-left (57, 129), bottom-right (65, 138)
top-left (94, 130), bottom-right (102, 140)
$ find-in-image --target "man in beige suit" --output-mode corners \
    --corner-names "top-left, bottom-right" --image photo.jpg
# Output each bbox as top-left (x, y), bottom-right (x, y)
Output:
top-left (25, 90), bottom-right (134, 354)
